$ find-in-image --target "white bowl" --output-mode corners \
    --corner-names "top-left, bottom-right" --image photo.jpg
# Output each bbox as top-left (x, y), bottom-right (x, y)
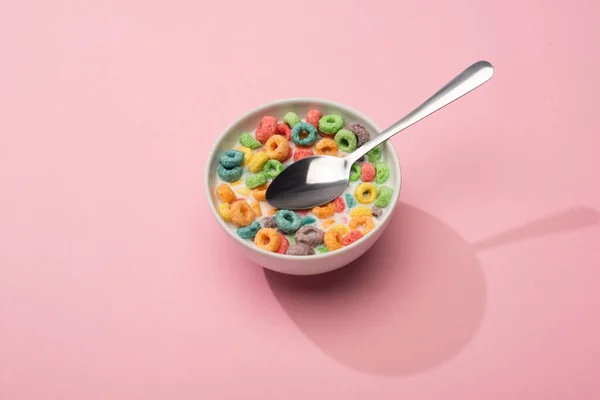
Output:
top-left (205, 98), bottom-right (402, 275)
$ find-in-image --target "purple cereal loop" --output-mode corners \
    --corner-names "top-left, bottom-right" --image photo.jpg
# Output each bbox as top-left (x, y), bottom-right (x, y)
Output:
top-left (348, 123), bottom-right (370, 147)
top-left (371, 206), bottom-right (383, 217)
top-left (286, 243), bottom-right (315, 256)
top-left (261, 216), bottom-right (276, 229)
top-left (294, 225), bottom-right (325, 247)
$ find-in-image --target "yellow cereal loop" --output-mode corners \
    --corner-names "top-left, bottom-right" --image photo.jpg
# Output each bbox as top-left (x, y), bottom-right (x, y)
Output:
top-left (235, 146), bottom-right (253, 166)
top-left (250, 201), bottom-right (262, 217)
top-left (229, 179), bottom-right (243, 186)
top-left (355, 182), bottom-right (377, 204)
top-left (236, 187), bottom-right (251, 197)
top-left (350, 206), bottom-right (372, 217)
top-left (218, 203), bottom-right (231, 221)
top-left (247, 151), bottom-right (269, 173)
top-left (322, 219), bottom-right (336, 229)
top-left (267, 208), bottom-right (278, 216)
top-left (329, 224), bottom-right (350, 236)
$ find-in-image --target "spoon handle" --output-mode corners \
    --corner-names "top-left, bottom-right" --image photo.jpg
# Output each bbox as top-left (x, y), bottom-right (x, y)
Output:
top-left (347, 60), bottom-right (494, 163)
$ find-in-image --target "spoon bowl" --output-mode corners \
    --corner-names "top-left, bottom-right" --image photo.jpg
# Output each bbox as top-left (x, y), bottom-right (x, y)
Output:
top-left (265, 155), bottom-right (351, 209)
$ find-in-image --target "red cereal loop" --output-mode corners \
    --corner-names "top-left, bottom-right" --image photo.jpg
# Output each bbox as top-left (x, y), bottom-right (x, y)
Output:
top-left (276, 233), bottom-right (290, 254)
top-left (334, 197), bottom-right (345, 213)
top-left (282, 147), bottom-right (292, 162)
top-left (256, 116), bottom-right (278, 144)
top-left (293, 149), bottom-right (314, 162)
top-left (307, 109), bottom-right (330, 138)
top-left (276, 123), bottom-right (291, 140)
top-left (342, 230), bottom-right (364, 246)
top-left (296, 209), bottom-right (310, 216)
top-left (306, 110), bottom-right (321, 129)
top-left (361, 162), bottom-right (376, 182)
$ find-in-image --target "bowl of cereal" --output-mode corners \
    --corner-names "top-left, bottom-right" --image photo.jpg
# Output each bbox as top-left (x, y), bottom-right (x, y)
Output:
top-left (205, 98), bottom-right (401, 275)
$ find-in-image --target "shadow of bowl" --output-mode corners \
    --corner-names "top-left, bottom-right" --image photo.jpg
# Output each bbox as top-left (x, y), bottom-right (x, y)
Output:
top-left (264, 203), bottom-right (487, 376)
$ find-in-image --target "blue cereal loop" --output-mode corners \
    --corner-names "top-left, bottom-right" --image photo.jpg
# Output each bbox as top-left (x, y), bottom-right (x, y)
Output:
top-left (274, 209), bottom-right (302, 234)
top-left (301, 216), bottom-right (317, 226)
top-left (291, 122), bottom-right (319, 146)
top-left (345, 193), bottom-right (357, 208)
top-left (219, 149), bottom-right (244, 168)
top-left (236, 221), bottom-right (261, 239)
top-left (217, 164), bottom-right (243, 182)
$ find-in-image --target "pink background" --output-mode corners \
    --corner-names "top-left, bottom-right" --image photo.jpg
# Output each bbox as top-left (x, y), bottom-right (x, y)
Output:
top-left (1, 0), bottom-right (599, 399)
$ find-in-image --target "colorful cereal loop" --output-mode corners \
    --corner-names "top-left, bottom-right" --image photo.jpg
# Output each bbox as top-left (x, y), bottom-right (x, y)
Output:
top-left (264, 135), bottom-right (290, 161)
top-left (218, 203), bottom-right (231, 221)
top-left (324, 229), bottom-right (343, 251)
top-left (239, 133), bottom-right (262, 149)
top-left (216, 183), bottom-right (236, 203)
top-left (348, 215), bottom-right (375, 235)
top-left (315, 138), bottom-right (338, 156)
top-left (254, 228), bottom-right (282, 252)
top-left (235, 146), bottom-right (253, 166)
top-left (230, 200), bottom-right (255, 227)
top-left (355, 182), bottom-right (377, 204)
top-left (247, 151), bottom-right (269, 173)
top-left (312, 202), bottom-right (335, 219)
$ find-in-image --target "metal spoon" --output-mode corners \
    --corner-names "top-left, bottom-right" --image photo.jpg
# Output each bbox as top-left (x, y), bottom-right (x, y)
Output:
top-left (265, 60), bottom-right (495, 210)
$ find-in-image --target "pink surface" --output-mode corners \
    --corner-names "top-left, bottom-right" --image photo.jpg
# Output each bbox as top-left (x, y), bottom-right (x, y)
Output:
top-left (1, 0), bottom-right (599, 399)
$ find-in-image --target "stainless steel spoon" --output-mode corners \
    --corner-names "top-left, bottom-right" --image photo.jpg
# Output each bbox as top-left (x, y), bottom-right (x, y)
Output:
top-left (265, 60), bottom-right (495, 210)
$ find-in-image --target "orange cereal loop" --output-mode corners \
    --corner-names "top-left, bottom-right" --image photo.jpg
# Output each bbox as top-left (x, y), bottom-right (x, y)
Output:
top-left (250, 201), bottom-right (262, 217)
top-left (216, 183), bottom-right (236, 203)
top-left (252, 183), bottom-right (268, 201)
top-left (348, 216), bottom-right (375, 235)
top-left (264, 135), bottom-right (290, 161)
top-left (267, 208), bottom-right (278, 216)
top-left (329, 224), bottom-right (350, 236)
top-left (315, 138), bottom-right (338, 156)
top-left (230, 200), bottom-right (255, 227)
top-left (322, 219), bottom-right (336, 229)
top-left (324, 229), bottom-right (343, 251)
top-left (254, 228), bottom-right (282, 252)
top-left (312, 202), bottom-right (335, 219)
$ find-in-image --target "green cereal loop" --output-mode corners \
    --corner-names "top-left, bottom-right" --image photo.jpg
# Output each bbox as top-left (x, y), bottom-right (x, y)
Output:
top-left (291, 122), bottom-right (319, 146)
top-left (240, 133), bottom-right (262, 149)
top-left (287, 235), bottom-right (295, 244)
top-left (217, 164), bottom-right (243, 182)
top-left (349, 163), bottom-right (362, 182)
top-left (275, 210), bottom-right (302, 234)
top-left (236, 221), bottom-right (261, 239)
top-left (283, 112), bottom-right (301, 127)
top-left (317, 246), bottom-right (329, 254)
top-left (334, 129), bottom-right (357, 153)
top-left (318, 114), bottom-right (344, 134)
top-left (367, 146), bottom-right (382, 162)
top-left (300, 216), bottom-right (316, 226)
top-left (374, 161), bottom-right (390, 184)
top-left (344, 193), bottom-right (357, 208)
top-left (375, 186), bottom-right (393, 208)
top-left (263, 159), bottom-right (284, 179)
top-left (245, 172), bottom-right (267, 189)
